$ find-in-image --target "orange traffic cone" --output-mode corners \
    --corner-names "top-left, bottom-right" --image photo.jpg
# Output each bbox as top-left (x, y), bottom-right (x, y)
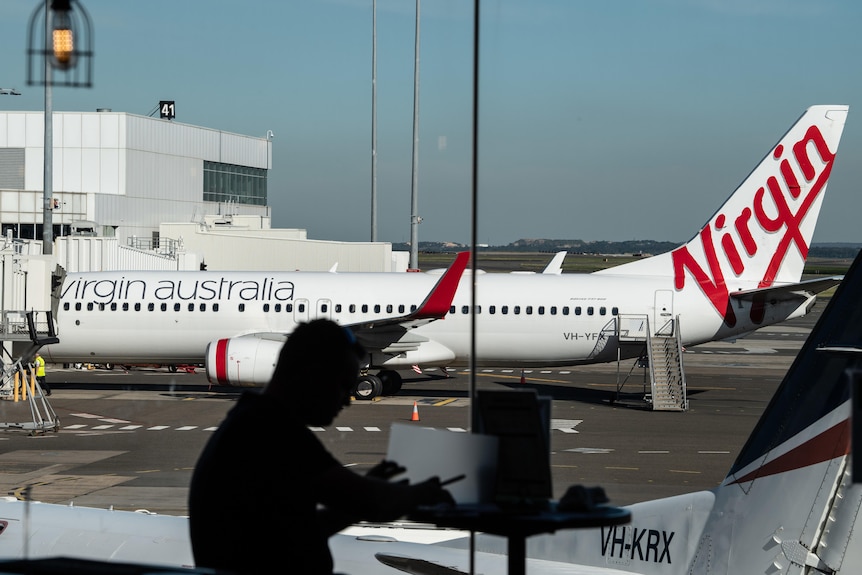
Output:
top-left (411, 401), bottom-right (420, 421)
top-left (520, 369), bottom-right (526, 384)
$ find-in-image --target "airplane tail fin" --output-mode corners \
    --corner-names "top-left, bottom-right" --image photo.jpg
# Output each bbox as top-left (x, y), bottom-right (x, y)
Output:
top-left (599, 105), bottom-right (848, 291)
top-left (702, 247), bottom-right (862, 573)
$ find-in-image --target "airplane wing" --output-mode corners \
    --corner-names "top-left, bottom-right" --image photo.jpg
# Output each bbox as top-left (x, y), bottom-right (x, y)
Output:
top-left (349, 251), bottom-right (469, 356)
top-left (729, 275), bottom-right (842, 304)
top-left (349, 251), bottom-right (470, 332)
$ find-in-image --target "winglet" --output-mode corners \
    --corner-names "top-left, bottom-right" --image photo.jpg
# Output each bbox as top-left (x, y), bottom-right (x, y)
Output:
top-left (412, 251), bottom-right (470, 319)
top-left (542, 251), bottom-right (567, 275)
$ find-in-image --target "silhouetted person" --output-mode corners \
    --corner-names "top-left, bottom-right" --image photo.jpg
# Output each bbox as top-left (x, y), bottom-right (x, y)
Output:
top-left (189, 319), bottom-right (452, 574)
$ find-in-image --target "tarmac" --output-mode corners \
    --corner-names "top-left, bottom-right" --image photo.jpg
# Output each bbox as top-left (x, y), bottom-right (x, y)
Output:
top-left (0, 303), bottom-right (818, 516)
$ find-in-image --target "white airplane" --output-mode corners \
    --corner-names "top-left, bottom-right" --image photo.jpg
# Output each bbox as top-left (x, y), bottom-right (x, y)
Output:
top-left (42, 105), bottom-right (849, 400)
top-left (2, 224), bottom-right (862, 574)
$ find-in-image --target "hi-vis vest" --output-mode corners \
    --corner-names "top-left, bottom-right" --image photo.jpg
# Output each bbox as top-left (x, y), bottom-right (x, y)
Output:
top-left (35, 356), bottom-right (46, 377)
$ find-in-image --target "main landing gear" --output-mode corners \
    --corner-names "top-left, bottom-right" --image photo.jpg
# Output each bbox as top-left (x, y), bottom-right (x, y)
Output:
top-left (352, 369), bottom-right (403, 400)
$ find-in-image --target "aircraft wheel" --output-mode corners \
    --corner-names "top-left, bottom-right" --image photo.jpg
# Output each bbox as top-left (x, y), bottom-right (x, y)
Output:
top-left (104, 363), bottom-right (115, 370)
top-left (168, 365), bottom-right (178, 373)
top-left (353, 375), bottom-right (383, 400)
top-left (378, 369), bottom-right (403, 395)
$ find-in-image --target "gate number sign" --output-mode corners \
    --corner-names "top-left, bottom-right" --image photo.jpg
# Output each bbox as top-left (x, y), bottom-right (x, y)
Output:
top-left (159, 101), bottom-right (176, 120)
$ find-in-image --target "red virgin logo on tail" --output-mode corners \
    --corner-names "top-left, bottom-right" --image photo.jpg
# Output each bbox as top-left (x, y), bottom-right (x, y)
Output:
top-left (671, 125), bottom-right (837, 327)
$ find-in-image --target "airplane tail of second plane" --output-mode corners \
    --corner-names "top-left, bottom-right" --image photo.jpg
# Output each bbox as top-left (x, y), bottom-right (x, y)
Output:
top-left (535, 248), bottom-right (862, 574)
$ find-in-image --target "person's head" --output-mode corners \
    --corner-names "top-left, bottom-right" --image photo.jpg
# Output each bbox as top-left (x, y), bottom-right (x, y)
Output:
top-left (266, 319), bottom-right (367, 425)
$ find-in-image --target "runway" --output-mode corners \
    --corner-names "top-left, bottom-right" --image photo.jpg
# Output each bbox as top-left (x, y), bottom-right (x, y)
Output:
top-left (0, 302), bottom-right (820, 517)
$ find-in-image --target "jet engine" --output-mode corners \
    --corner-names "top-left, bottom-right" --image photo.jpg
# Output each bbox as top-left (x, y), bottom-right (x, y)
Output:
top-left (205, 336), bottom-right (285, 387)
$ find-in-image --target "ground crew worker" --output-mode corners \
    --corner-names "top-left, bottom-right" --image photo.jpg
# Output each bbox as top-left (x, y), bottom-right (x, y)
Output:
top-left (34, 352), bottom-right (51, 396)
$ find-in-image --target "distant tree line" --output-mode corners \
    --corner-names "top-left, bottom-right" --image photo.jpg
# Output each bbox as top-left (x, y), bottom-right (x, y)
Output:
top-left (394, 240), bottom-right (861, 259)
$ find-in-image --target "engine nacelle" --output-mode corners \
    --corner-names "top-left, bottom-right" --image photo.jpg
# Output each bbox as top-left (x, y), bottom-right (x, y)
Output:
top-left (206, 336), bottom-right (285, 387)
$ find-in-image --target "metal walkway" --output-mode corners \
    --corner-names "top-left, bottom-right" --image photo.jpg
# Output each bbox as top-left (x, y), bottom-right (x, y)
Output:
top-left (0, 311), bottom-right (60, 434)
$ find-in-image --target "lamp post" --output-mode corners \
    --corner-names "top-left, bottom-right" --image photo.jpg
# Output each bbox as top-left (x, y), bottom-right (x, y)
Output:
top-left (408, 0), bottom-right (421, 270)
top-left (27, 0), bottom-right (93, 255)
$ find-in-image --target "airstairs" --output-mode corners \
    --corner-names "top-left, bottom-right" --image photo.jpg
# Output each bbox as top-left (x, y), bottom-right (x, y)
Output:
top-left (615, 315), bottom-right (688, 411)
top-left (0, 310), bottom-right (60, 434)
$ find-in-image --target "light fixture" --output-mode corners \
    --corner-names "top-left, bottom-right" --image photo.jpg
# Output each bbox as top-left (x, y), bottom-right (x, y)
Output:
top-left (50, 0), bottom-right (75, 70)
top-left (27, 0), bottom-right (93, 87)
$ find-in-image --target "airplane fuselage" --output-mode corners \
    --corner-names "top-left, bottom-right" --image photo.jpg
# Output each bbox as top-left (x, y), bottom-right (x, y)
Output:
top-left (45, 266), bottom-right (806, 370)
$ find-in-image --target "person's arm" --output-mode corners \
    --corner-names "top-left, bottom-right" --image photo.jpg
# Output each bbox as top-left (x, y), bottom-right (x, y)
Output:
top-left (315, 462), bottom-right (452, 536)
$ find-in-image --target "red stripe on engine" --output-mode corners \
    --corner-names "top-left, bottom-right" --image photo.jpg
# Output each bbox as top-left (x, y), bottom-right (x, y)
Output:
top-left (730, 419), bottom-right (851, 485)
top-left (215, 339), bottom-right (229, 386)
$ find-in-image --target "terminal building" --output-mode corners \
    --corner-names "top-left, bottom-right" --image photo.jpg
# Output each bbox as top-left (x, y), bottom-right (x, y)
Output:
top-left (0, 109), bottom-right (400, 273)
top-left (0, 108), bottom-right (404, 414)
top-left (0, 109), bottom-right (271, 246)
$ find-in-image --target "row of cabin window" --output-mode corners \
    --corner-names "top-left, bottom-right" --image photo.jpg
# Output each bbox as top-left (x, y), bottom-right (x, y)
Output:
top-left (66, 301), bottom-right (619, 317)
top-left (454, 305), bottom-right (619, 316)
top-left (67, 301), bottom-right (225, 312)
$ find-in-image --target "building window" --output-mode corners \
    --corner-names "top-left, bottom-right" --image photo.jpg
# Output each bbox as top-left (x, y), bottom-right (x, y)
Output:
top-left (203, 161), bottom-right (267, 206)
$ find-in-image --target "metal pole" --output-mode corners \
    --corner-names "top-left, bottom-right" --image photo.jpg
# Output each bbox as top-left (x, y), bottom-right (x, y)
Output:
top-left (468, 4), bottom-right (479, 570)
top-left (409, 0), bottom-right (421, 269)
top-left (42, 0), bottom-right (53, 255)
top-left (370, 0), bottom-right (378, 242)
top-left (468, 0), bottom-right (480, 433)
